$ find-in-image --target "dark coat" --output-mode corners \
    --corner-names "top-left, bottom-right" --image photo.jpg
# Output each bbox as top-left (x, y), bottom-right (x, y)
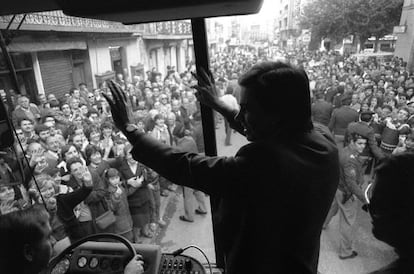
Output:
top-left (65, 171), bottom-right (108, 224)
top-left (338, 146), bottom-right (365, 203)
top-left (328, 106), bottom-right (359, 136)
top-left (311, 100), bottom-right (333, 126)
top-left (55, 185), bottom-right (92, 242)
top-left (126, 125), bottom-right (339, 274)
top-left (117, 159), bottom-right (151, 209)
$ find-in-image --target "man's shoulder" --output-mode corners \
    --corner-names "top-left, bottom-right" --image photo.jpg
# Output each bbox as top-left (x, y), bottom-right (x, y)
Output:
top-left (340, 148), bottom-right (358, 163)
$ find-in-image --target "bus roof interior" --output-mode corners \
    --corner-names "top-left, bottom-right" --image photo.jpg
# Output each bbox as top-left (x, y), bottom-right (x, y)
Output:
top-left (1, 0), bottom-right (263, 23)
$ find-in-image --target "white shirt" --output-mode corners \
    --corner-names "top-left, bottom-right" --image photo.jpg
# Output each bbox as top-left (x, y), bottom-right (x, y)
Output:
top-left (220, 94), bottom-right (239, 111)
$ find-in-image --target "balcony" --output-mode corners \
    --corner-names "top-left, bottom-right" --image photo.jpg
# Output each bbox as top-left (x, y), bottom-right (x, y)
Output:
top-left (0, 11), bottom-right (192, 37)
top-left (142, 20), bottom-right (192, 39)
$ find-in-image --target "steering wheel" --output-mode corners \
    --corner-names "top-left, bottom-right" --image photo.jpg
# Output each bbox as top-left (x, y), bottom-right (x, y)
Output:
top-left (45, 233), bottom-right (137, 274)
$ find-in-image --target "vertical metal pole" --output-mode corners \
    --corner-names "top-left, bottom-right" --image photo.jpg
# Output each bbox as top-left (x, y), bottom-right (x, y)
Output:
top-left (191, 18), bottom-right (225, 271)
top-left (0, 30), bottom-right (19, 112)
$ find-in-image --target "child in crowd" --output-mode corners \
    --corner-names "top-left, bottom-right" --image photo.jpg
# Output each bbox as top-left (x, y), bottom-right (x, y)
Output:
top-left (104, 168), bottom-right (134, 242)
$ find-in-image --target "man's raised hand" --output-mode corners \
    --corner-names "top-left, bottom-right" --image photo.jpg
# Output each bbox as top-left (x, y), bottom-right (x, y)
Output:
top-left (102, 80), bottom-right (133, 134)
top-left (191, 67), bottom-right (221, 110)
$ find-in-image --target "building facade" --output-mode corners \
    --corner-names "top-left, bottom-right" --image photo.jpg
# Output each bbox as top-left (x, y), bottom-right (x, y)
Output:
top-left (0, 11), bottom-right (192, 102)
top-left (394, 0), bottom-right (414, 72)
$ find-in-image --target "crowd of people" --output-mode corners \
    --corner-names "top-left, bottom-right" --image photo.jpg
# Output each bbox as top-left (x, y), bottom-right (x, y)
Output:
top-left (0, 45), bottom-right (414, 268)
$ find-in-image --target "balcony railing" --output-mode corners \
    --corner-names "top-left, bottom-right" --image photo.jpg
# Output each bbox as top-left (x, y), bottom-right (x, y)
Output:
top-left (144, 21), bottom-right (192, 36)
top-left (0, 11), bottom-right (192, 36)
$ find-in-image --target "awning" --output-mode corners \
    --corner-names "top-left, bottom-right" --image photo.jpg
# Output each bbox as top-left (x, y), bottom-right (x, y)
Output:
top-left (7, 36), bottom-right (87, 52)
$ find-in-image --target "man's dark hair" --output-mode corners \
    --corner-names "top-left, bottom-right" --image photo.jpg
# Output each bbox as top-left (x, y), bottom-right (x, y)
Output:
top-left (49, 100), bottom-right (60, 108)
top-left (69, 88), bottom-right (77, 95)
top-left (66, 157), bottom-right (83, 172)
top-left (0, 204), bottom-right (50, 274)
top-left (360, 112), bottom-right (374, 123)
top-left (41, 114), bottom-right (55, 124)
top-left (340, 94), bottom-right (353, 106)
top-left (84, 144), bottom-right (102, 166)
top-left (84, 125), bottom-right (101, 141)
top-left (86, 108), bottom-right (99, 118)
top-left (238, 61), bottom-right (313, 133)
top-left (34, 124), bottom-right (49, 135)
top-left (382, 105), bottom-right (392, 112)
top-left (18, 118), bottom-right (34, 127)
top-left (61, 143), bottom-right (78, 161)
top-left (348, 132), bottom-right (366, 143)
top-left (100, 121), bottom-right (113, 131)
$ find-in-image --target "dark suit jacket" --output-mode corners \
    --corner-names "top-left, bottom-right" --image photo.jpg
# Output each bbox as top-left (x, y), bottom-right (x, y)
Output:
top-left (126, 125), bottom-right (339, 274)
top-left (65, 171), bottom-right (107, 221)
top-left (117, 159), bottom-right (151, 208)
top-left (328, 106), bottom-right (359, 136)
top-left (344, 122), bottom-right (384, 160)
top-left (173, 106), bottom-right (190, 129)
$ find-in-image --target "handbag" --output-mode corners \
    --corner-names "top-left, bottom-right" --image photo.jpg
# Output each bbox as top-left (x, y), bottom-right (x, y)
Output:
top-left (95, 200), bottom-right (116, 230)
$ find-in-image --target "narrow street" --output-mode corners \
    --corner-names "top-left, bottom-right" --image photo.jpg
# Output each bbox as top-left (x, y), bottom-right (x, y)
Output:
top-left (142, 121), bottom-right (396, 273)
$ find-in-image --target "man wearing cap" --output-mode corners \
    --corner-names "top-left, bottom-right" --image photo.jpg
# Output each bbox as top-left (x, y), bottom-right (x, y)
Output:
top-left (323, 132), bottom-right (369, 259)
top-left (344, 111), bottom-right (384, 161)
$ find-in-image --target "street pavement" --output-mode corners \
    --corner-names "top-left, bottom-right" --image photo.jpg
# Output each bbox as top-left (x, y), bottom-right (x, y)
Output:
top-left (141, 120), bottom-right (396, 273)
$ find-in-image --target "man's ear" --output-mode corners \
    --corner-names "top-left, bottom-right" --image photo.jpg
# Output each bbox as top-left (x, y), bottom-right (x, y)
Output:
top-left (23, 243), bottom-right (34, 262)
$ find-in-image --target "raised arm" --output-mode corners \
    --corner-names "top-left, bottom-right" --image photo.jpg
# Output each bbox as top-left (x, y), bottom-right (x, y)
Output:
top-left (191, 69), bottom-right (245, 135)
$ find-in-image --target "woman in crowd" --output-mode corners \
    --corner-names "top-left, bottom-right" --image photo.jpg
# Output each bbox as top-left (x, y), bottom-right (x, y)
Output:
top-left (117, 143), bottom-right (152, 241)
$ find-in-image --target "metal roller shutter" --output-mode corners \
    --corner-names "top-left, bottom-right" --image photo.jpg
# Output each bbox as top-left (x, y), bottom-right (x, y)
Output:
top-left (38, 51), bottom-right (74, 100)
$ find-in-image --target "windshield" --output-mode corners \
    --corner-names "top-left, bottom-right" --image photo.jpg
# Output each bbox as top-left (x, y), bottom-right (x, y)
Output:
top-left (0, 0), bottom-right (409, 273)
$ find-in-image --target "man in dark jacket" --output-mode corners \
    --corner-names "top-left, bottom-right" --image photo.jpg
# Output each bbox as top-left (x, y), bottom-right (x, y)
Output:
top-left (329, 94), bottom-right (359, 149)
top-left (312, 91), bottom-right (333, 126)
top-left (104, 62), bottom-right (339, 274)
top-left (344, 111), bottom-right (384, 176)
top-left (65, 157), bottom-right (108, 237)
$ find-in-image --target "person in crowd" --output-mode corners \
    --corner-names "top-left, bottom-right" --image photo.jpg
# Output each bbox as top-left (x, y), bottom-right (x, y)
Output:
top-left (12, 96), bottom-right (41, 126)
top-left (103, 168), bottom-right (134, 242)
top-left (220, 86), bottom-right (239, 146)
top-left (0, 205), bottom-right (145, 274)
top-left (311, 90), bottom-right (333, 127)
top-left (34, 124), bottom-right (50, 148)
top-left (58, 143), bottom-right (84, 174)
top-left (150, 114), bottom-right (175, 196)
top-left (65, 157), bottom-right (109, 236)
top-left (392, 131), bottom-right (414, 154)
top-left (146, 165), bottom-right (166, 234)
top-left (103, 61), bottom-right (339, 274)
top-left (19, 118), bottom-right (37, 142)
top-left (148, 114), bottom-right (171, 146)
top-left (380, 107), bottom-right (411, 155)
top-left (344, 111), bottom-right (384, 162)
top-left (329, 94), bottom-right (359, 150)
top-left (367, 153), bottom-right (414, 274)
top-left (173, 127), bottom-right (207, 222)
top-left (191, 111), bottom-right (205, 154)
top-left (171, 99), bottom-right (190, 129)
top-left (323, 133), bottom-right (368, 259)
top-left (117, 143), bottom-right (152, 241)
top-left (44, 135), bottom-right (61, 173)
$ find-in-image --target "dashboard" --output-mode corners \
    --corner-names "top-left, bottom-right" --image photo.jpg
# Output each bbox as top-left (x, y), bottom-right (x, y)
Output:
top-left (50, 241), bottom-right (206, 274)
